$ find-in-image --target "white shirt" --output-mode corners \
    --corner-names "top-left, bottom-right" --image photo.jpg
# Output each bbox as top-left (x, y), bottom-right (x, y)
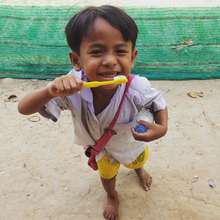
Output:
top-left (39, 69), bottom-right (166, 164)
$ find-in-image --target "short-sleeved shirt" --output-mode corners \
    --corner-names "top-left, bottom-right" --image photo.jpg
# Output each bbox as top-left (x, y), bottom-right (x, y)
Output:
top-left (39, 69), bottom-right (166, 164)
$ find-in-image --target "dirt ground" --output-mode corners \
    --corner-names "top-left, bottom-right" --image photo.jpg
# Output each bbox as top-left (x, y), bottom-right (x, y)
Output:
top-left (0, 78), bottom-right (219, 220)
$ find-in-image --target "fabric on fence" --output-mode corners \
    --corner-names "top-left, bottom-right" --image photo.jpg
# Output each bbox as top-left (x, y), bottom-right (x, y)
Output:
top-left (1, 6), bottom-right (220, 80)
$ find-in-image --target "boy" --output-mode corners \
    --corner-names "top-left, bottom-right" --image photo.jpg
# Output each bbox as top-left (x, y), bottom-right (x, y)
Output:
top-left (18, 5), bottom-right (168, 220)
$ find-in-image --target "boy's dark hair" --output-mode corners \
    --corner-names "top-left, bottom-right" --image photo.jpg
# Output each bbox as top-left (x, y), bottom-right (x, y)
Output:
top-left (65, 5), bottom-right (138, 54)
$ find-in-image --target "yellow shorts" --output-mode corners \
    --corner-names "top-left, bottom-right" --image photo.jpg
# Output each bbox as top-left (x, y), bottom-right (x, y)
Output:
top-left (97, 147), bottom-right (149, 179)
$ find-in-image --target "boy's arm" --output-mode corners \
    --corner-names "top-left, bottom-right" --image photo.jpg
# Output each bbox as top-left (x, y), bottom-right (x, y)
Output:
top-left (18, 87), bottom-right (54, 115)
top-left (18, 75), bottom-right (83, 115)
top-left (153, 108), bottom-right (168, 138)
top-left (132, 107), bottom-right (168, 142)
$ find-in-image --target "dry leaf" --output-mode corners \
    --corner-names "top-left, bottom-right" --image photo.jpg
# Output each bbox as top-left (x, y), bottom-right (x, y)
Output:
top-left (187, 91), bottom-right (204, 98)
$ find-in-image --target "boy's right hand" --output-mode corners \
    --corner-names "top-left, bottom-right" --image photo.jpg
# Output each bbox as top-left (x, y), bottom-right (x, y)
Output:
top-left (47, 75), bottom-right (83, 97)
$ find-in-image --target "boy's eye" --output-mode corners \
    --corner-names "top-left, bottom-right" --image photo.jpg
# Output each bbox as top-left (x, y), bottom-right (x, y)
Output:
top-left (116, 49), bottom-right (128, 56)
top-left (89, 50), bottom-right (102, 56)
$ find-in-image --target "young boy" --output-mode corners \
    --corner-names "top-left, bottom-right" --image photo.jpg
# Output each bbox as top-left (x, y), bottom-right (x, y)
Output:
top-left (18, 5), bottom-right (168, 220)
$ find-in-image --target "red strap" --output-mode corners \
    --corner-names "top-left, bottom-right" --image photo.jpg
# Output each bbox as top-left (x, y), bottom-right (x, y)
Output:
top-left (88, 74), bottom-right (134, 170)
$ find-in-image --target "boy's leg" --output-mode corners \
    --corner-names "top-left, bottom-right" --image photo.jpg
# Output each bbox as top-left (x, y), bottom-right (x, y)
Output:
top-left (135, 168), bottom-right (152, 191)
top-left (101, 176), bottom-right (119, 220)
top-left (97, 155), bottom-right (120, 220)
top-left (125, 147), bottom-right (152, 191)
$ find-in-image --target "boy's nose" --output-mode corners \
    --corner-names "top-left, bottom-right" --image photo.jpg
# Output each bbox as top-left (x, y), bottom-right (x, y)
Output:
top-left (102, 54), bottom-right (117, 67)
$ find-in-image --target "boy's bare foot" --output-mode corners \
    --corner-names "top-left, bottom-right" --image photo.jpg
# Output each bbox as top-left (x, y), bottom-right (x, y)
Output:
top-left (135, 168), bottom-right (152, 191)
top-left (103, 191), bottom-right (119, 220)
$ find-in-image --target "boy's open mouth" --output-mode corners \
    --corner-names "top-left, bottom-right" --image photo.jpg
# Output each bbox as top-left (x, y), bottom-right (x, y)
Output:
top-left (98, 72), bottom-right (120, 80)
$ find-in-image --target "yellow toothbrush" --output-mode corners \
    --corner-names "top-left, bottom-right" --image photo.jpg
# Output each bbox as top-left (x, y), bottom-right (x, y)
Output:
top-left (83, 75), bottom-right (128, 88)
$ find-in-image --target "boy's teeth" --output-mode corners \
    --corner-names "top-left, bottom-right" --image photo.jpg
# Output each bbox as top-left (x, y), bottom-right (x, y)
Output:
top-left (100, 74), bottom-right (116, 78)
top-left (100, 71), bottom-right (118, 76)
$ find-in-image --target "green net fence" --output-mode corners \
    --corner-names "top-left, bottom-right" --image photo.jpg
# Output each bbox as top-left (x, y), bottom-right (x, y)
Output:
top-left (1, 6), bottom-right (220, 80)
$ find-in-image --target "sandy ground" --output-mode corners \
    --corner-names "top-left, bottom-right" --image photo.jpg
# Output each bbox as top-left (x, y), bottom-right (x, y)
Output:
top-left (1, 0), bottom-right (220, 219)
top-left (0, 78), bottom-right (220, 220)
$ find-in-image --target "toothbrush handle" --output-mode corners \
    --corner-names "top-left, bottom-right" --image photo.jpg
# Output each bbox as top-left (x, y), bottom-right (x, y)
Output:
top-left (83, 80), bottom-right (114, 88)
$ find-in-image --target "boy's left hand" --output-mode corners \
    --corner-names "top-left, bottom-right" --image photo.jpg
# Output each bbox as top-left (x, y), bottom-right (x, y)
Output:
top-left (131, 120), bottom-right (167, 142)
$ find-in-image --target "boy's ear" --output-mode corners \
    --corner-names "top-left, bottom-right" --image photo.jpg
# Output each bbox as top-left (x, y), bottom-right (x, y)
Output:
top-left (69, 52), bottom-right (81, 71)
top-left (131, 48), bottom-right (138, 67)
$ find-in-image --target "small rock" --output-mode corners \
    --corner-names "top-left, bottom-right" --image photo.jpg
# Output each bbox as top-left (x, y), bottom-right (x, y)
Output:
top-left (0, 170), bottom-right (5, 175)
top-left (64, 186), bottom-right (69, 192)
top-left (6, 94), bottom-right (18, 102)
top-left (208, 179), bottom-right (216, 188)
top-left (191, 176), bottom-right (199, 183)
top-left (27, 115), bottom-right (40, 122)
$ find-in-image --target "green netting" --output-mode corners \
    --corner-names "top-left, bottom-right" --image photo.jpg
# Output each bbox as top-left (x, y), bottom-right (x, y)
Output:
top-left (1, 6), bottom-right (220, 80)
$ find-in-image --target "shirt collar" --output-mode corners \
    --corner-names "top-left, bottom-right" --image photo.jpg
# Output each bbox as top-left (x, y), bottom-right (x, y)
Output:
top-left (68, 69), bottom-right (93, 103)
top-left (79, 70), bottom-right (93, 103)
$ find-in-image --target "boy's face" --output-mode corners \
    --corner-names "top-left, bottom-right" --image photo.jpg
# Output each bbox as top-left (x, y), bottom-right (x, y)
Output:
top-left (70, 18), bottom-right (137, 90)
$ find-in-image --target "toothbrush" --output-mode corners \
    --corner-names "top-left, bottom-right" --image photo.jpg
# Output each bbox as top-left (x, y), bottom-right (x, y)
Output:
top-left (83, 75), bottom-right (128, 88)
